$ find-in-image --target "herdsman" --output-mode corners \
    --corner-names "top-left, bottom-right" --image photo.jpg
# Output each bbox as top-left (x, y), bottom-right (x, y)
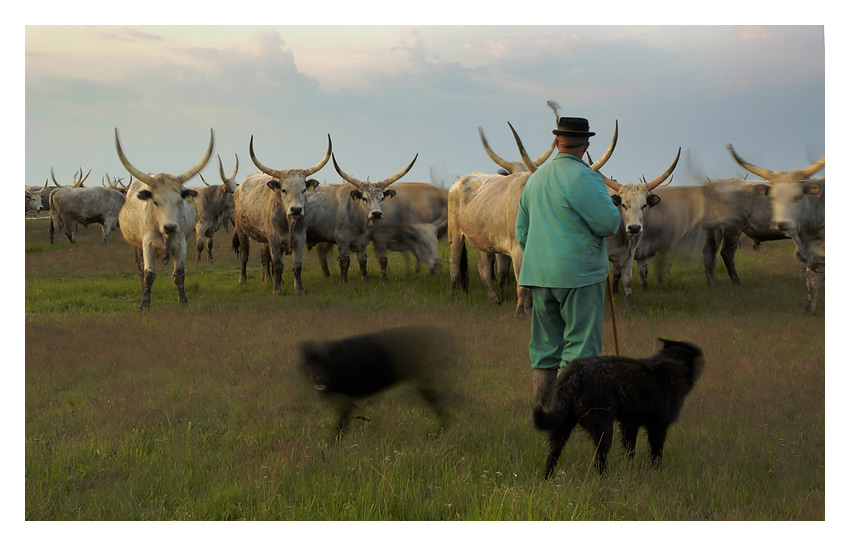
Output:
top-left (515, 116), bottom-right (621, 407)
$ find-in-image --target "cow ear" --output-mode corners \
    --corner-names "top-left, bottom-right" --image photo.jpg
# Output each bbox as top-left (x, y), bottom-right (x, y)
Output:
top-left (350, 190), bottom-right (363, 200)
top-left (610, 194), bottom-right (622, 207)
top-left (383, 189), bottom-right (396, 199)
top-left (306, 179), bottom-right (319, 191)
top-left (647, 194), bottom-right (661, 207)
top-left (267, 180), bottom-right (282, 191)
top-left (755, 184), bottom-right (770, 196)
top-left (182, 189), bottom-right (198, 199)
top-left (137, 189), bottom-right (153, 201)
top-left (806, 182), bottom-right (821, 195)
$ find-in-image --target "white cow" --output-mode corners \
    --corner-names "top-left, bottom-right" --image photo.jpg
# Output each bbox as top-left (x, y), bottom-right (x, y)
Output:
top-left (116, 128), bottom-right (212, 310)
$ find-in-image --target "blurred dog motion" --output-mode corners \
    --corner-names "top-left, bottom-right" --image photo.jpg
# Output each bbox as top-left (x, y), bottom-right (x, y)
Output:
top-left (533, 339), bottom-right (704, 478)
top-left (297, 325), bottom-right (459, 440)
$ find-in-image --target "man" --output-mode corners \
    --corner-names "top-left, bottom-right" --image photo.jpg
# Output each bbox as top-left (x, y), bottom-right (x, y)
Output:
top-left (515, 117), bottom-right (621, 408)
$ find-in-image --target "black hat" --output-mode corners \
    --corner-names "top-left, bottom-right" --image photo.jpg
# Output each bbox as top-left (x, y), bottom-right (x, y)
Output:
top-left (553, 117), bottom-right (596, 137)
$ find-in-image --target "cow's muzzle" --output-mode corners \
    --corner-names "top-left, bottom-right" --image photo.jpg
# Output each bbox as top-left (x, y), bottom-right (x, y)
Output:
top-left (627, 224), bottom-right (642, 235)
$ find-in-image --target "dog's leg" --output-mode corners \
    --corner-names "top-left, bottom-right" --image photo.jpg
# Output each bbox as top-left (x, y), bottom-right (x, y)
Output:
top-left (333, 399), bottom-right (356, 441)
top-left (646, 425), bottom-right (668, 468)
top-left (544, 418), bottom-right (577, 479)
top-left (619, 421), bottom-right (640, 460)
top-left (586, 417), bottom-right (614, 474)
top-left (417, 386), bottom-right (448, 429)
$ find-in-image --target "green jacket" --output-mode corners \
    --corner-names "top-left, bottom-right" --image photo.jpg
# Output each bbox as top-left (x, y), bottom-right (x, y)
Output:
top-left (515, 153), bottom-right (621, 288)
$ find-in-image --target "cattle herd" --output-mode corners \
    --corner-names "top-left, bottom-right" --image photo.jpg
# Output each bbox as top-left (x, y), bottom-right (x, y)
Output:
top-left (25, 104), bottom-right (826, 316)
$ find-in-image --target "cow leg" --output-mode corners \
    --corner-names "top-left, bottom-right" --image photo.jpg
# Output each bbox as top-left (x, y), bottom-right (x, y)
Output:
top-left (48, 215), bottom-right (56, 244)
top-left (497, 254), bottom-right (512, 290)
top-left (236, 232), bottom-right (250, 285)
top-left (638, 259), bottom-right (651, 292)
top-left (269, 243), bottom-right (284, 295)
top-left (134, 248), bottom-right (145, 290)
top-left (260, 244), bottom-right (272, 283)
top-left (373, 241), bottom-right (389, 282)
top-left (316, 243), bottom-right (332, 277)
top-left (139, 269), bottom-right (156, 310)
top-left (195, 233), bottom-right (205, 263)
top-left (477, 251), bottom-right (501, 305)
top-left (138, 242), bottom-right (158, 310)
top-left (448, 224), bottom-right (468, 295)
top-left (512, 250), bottom-right (531, 319)
top-left (622, 258), bottom-right (636, 305)
top-left (356, 247), bottom-right (370, 282)
top-left (291, 234), bottom-right (306, 292)
top-left (804, 268), bottom-right (823, 315)
top-left (702, 228), bottom-right (719, 285)
top-left (173, 264), bottom-right (188, 305)
top-left (719, 230), bottom-right (741, 285)
top-left (206, 237), bottom-right (214, 262)
top-left (65, 222), bottom-right (77, 244)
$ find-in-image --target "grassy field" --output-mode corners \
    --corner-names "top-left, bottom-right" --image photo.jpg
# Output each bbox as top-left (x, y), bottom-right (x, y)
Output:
top-left (24, 218), bottom-right (825, 522)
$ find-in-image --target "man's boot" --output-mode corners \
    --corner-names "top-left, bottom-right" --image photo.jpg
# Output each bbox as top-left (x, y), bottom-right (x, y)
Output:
top-left (533, 368), bottom-right (558, 409)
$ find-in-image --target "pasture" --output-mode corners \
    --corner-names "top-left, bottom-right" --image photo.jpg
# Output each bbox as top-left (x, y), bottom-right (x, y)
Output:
top-left (24, 217), bottom-right (824, 521)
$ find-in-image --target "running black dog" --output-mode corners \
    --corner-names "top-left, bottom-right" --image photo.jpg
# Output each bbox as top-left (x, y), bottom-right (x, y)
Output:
top-left (533, 339), bottom-right (705, 477)
top-left (297, 325), bottom-right (457, 439)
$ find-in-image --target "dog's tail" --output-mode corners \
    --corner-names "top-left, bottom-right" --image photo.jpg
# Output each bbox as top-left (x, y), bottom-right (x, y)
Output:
top-left (533, 404), bottom-right (560, 431)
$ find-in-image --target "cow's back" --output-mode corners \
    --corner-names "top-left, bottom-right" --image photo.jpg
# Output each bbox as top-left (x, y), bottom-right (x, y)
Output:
top-left (234, 173), bottom-right (288, 243)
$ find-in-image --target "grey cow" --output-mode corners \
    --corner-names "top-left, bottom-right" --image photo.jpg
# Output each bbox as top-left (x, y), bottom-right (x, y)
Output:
top-left (306, 152), bottom-right (418, 283)
top-left (232, 135), bottom-right (332, 295)
top-left (194, 154), bottom-right (239, 263)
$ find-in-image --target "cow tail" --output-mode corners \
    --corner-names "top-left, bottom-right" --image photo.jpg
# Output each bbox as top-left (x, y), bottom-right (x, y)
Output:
top-left (459, 241), bottom-right (469, 292)
top-left (231, 230), bottom-right (240, 254)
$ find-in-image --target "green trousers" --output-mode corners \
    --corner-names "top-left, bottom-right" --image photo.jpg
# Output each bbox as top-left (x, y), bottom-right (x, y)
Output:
top-left (528, 282), bottom-right (606, 370)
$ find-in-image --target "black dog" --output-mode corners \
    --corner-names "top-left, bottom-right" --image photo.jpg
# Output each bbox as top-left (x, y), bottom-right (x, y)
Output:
top-left (533, 339), bottom-right (704, 478)
top-left (297, 325), bottom-right (457, 439)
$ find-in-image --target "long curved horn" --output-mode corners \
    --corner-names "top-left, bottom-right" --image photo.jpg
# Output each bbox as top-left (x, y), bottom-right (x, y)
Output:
top-left (199, 173), bottom-right (211, 187)
top-left (586, 152), bottom-right (621, 191)
top-left (507, 121), bottom-right (538, 173)
top-left (589, 120), bottom-right (618, 172)
top-left (377, 153), bottom-right (418, 188)
top-left (802, 157), bottom-right (825, 178)
top-left (175, 128), bottom-right (214, 183)
top-left (727, 145), bottom-right (774, 180)
top-left (479, 127), bottom-right (515, 173)
top-left (646, 147), bottom-right (681, 191)
top-left (304, 134), bottom-right (333, 177)
top-left (50, 167), bottom-right (63, 188)
top-left (249, 136), bottom-right (283, 179)
top-left (76, 168), bottom-right (91, 186)
top-left (219, 153), bottom-right (239, 182)
top-left (41, 179), bottom-right (49, 191)
top-left (331, 154), bottom-right (364, 189)
top-left (115, 128), bottom-right (156, 186)
top-left (534, 139), bottom-right (557, 167)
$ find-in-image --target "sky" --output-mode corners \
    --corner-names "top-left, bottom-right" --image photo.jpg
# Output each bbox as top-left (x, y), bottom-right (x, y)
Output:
top-left (22, 17), bottom-right (828, 192)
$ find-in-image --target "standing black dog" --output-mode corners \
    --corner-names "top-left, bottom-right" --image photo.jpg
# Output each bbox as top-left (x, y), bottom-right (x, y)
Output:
top-left (533, 339), bottom-right (704, 478)
top-left (297, 325), bottom-right (457, 440)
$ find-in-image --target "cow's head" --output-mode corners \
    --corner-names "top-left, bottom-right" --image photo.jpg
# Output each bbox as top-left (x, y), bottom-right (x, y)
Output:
top-left (249, 135), bottom-right (330, 221)
top-left (115, 128), bottom-right (212, 248)
top-left (25, 191), bottom-right (43, 215)
top-left (602, 148), bottom-right (680, 236)
top-left (728, 145), bottom-right (824, 233)
top-left (332, 153), bottom-right (418, 223)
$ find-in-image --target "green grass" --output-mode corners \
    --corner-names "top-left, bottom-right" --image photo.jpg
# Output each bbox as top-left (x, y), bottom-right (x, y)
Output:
top-left (24, 220), bottom-right (825, 521)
